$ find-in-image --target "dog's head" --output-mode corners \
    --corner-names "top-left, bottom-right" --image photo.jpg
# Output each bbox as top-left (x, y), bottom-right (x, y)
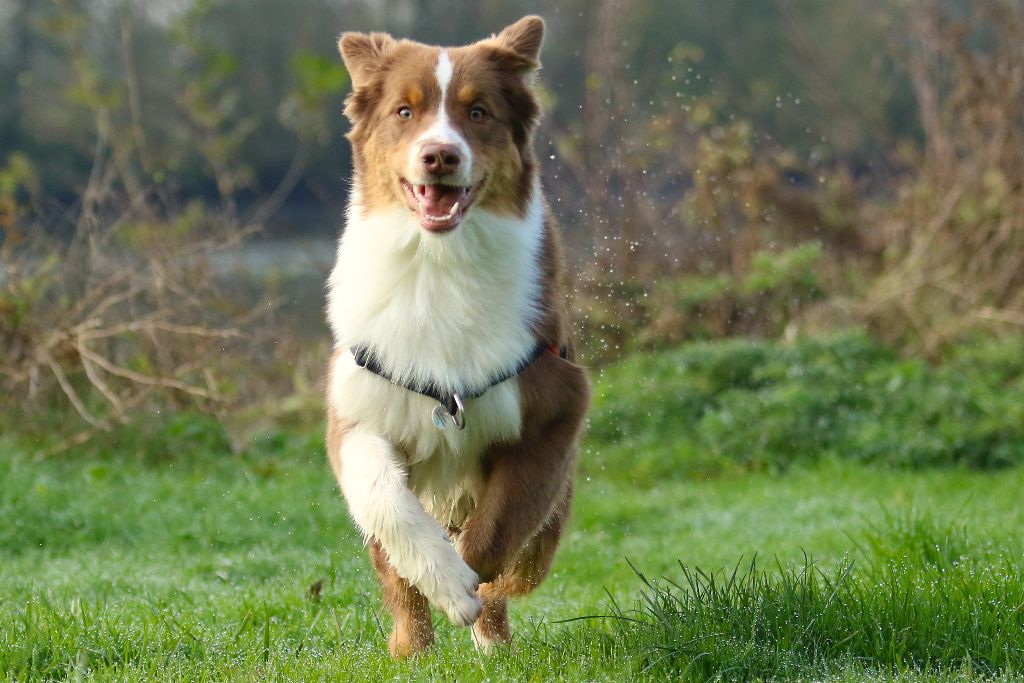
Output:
top-left (338, 16), bottom-right (544, 234)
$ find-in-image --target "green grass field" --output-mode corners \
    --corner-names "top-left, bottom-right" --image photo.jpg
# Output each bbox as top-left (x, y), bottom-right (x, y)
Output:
top-left (3, 335), bottom-right (1024, 681)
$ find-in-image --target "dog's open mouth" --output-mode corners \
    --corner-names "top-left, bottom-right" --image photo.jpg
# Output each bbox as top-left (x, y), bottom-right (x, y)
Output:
top-left (401, 179), bottom-right (481, 233)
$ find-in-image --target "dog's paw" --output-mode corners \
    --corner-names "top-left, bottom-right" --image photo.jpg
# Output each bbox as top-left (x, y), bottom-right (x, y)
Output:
top-left (429, 560), bottom-right (482, 627)
top-left (471, 623), bottom-right (513, 654)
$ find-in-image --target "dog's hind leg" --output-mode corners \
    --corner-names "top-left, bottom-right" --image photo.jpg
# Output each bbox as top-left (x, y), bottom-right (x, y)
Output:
top-left (471, 483), bottom-right (572, 651)
top-left (368, 539), bottom-right (434, 658)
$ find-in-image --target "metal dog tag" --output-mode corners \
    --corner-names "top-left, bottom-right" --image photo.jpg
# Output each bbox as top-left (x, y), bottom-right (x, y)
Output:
top-left (431, 403), bottom-right (451, 431)
top-left (431, 394), bottom-right (466, 431)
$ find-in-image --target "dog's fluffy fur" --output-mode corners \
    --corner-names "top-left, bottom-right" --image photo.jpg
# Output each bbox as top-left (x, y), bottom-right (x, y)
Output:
top-left (325, 16), bottom-right (589, 656)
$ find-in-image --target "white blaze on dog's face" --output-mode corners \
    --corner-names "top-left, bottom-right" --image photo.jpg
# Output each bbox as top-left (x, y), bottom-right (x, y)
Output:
top-left (339, 16), bottom-right (544, 233)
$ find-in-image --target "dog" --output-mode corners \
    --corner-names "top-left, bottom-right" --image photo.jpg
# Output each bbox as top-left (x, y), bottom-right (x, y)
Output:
top-left (324, 15), bottom-right (590, 657)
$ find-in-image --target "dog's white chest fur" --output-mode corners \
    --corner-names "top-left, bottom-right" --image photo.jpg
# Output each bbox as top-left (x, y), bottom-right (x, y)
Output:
top-left (327, 191), bottom-right (543, 525)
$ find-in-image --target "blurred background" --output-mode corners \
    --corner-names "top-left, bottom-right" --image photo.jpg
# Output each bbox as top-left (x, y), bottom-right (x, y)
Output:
top-left (2, 0), bottom-right (1023, 457)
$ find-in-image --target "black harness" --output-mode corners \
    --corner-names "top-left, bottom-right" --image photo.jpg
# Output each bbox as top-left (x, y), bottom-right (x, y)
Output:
top-left (350, 340), bottom-right (567, 429)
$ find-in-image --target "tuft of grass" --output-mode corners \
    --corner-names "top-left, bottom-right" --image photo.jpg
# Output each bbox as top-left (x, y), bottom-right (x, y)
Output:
top-left (564, 516), bottom-right (1024, 681)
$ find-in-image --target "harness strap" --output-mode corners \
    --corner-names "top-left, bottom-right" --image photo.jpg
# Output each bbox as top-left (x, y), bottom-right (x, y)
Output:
top-left (350, 340), bottom-right (566, 417)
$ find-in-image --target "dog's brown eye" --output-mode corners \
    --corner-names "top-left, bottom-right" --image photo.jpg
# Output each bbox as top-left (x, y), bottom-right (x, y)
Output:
top-left (469, 106), bottom-right (486, 121)
top-left (397, 106), bottom-right (413, 120)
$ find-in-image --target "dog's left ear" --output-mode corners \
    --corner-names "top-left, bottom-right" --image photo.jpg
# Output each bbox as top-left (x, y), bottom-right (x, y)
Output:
top-left (480, 15), bottom-right (544, 74)
top-left (494, 15), bottom-right (545, 64)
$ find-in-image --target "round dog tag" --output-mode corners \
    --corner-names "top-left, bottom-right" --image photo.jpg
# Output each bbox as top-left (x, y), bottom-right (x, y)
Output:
top-left (431, 403), bottom-right (451, 431)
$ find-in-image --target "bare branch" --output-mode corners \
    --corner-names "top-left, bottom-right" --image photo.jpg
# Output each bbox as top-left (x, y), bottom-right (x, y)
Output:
top-left (76, 344), bottom-right (215, 399)
top-left (39, 351), bottom-right (111, 431)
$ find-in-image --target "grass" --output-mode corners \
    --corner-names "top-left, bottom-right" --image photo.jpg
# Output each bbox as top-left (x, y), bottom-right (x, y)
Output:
top-left (610, 529), bottom-right (1024, 679)
top-left (3, 334), bottom-right (1024, 680)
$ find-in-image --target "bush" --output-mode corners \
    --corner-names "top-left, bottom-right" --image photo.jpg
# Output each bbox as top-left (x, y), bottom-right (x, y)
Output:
top-left (0, 1), bottom-right (338, 452)
top-left (588, 332), bottom-right (1024, 481)
top-left (862, 2), bottom-right (1024, 354)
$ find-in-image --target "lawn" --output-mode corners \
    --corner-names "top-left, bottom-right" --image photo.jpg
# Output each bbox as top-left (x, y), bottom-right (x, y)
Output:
top-left (3, 335), bottom-right (1024, 681)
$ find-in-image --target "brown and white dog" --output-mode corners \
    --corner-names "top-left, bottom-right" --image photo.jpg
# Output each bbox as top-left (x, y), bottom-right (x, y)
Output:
top-left (324, 16), bottom-right (589, 657)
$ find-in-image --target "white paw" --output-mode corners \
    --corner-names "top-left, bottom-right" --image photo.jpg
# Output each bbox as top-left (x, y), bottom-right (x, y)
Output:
top-left (427, 559), bottom-right (482, 627)
top-left (471, 624), bottom-right (499, 654)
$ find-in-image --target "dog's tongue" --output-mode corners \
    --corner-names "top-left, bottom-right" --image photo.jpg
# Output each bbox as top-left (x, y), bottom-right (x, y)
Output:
top-left (418, 184), bottom-right (462, 217)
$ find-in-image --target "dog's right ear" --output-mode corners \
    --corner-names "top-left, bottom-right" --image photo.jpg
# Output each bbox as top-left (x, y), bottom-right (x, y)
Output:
top-left (338, 32), bottom-right (396, 91)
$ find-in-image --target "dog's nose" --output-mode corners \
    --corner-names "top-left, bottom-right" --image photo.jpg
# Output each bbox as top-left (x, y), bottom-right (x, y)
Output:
top-left (420, 143), bottom-right (462, 176)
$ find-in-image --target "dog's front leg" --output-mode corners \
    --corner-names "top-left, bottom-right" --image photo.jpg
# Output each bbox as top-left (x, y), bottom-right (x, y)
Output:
top-left (339, 430), bottom-right (482, 626)
top-left (457, 356), bottom-right (590, 582)
top-left (457, 409), bottom-right (584, 583)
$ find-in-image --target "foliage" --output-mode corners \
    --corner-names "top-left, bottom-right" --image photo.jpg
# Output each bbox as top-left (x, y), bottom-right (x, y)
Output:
top-left (563, 32), bottom-right (865, 361)
top-left (588, 331), bottom-right (1024, 481)
top-left (641, 242), bottom-right (827, 348)
top-left (0, 1), bottom-right (913, 201)
top-left (0, 144), bottom-right (251, 451)
top-left (0, 0), bottom-right (343, 451)
top-left (567, 0), bottom-right (1024, 361)
top-left (4, 0), bottom-right (1024, 443)
top-left (576, 242), bottom-right (831, 363)
top-left (861, 1), bottom-right (1024, 355)
top-left (0, 0), bottom-right (351, 197)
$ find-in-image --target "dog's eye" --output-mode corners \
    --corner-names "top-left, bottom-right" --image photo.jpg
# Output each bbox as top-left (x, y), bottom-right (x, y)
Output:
top-left (397, 106), bottom-right (413, 120)
top-left (469, 106), bottom-right (487, 121)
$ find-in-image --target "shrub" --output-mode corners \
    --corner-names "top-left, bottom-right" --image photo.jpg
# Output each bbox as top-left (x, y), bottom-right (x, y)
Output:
top-left (0, 2), bottom-right (340, 453)
top-left (588, 332), bottom-right (1024, 480)
top-left (862, 1), bottom-right (1024, 354)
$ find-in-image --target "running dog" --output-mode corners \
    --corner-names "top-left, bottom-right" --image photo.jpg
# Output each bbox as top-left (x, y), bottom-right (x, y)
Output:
top-left (325, 15), bottom-right (589, 657)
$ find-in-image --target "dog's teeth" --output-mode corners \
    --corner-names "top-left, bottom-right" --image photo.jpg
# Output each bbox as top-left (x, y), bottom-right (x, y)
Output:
top-left (448, 201), bottom-right (460, 217)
